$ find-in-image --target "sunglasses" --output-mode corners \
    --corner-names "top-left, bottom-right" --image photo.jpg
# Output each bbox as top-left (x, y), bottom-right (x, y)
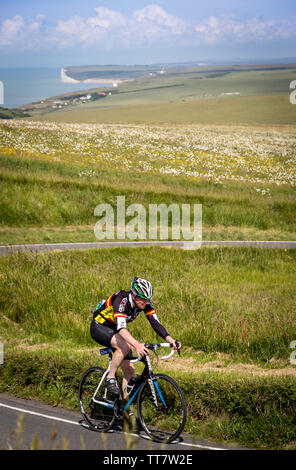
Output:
top-left (135, 296), bottom-right (150, 304)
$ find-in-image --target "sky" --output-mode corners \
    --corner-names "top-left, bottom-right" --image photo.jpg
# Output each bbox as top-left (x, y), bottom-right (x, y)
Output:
top-left (0, 0), bottom-right (296, 67)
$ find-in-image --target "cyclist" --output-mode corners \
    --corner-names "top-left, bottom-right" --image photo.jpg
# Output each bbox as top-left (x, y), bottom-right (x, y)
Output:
top-left (90, 276), bottom-right (181, 397)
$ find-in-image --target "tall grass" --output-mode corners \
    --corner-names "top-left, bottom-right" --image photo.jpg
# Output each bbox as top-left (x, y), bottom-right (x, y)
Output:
top-left (0, 247), bottom-right (295, 363)
top-left (0, 153), bottom-right (295, 236)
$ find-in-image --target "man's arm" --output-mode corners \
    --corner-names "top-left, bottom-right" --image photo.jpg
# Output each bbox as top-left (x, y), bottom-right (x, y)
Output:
top-left (145, 309), bottom-right (170, 339)
top-left (144, 305), bottom-right (181, 350)
top-left (118, 328), bottom-right (149, 356)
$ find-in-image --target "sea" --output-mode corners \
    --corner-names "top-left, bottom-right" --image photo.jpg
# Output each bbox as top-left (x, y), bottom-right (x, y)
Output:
top-left (0, 67), bottom-right (107, 109)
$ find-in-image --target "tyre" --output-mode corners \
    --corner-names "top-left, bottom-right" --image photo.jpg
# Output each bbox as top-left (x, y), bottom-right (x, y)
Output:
top-left (137, 373), bottom-right (186, 443)
top-left (78, 366), bottom-right (116, 432)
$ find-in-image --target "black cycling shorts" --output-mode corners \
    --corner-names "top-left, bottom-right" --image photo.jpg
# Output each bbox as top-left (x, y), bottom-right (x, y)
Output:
top-left (90, 320), bottom-right (133, 359)
top-left (90, 319), bottom-right (115, 348)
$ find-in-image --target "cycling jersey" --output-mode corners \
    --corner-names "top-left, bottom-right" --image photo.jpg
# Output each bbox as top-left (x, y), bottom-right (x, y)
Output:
top-left (93, 290), bottom-right (169, 339)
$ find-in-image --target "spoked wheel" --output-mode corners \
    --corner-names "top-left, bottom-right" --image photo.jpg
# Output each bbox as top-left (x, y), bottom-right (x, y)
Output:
top-left (78, 366), bottom-right (116, 432)
top-left (137, 373), bottom-right (186, 443)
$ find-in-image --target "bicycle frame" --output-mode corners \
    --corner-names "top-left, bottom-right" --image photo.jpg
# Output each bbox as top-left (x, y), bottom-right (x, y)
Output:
top-left (95, 345), bottom-right (171, 412)
top-left (125, 354), bottom-right (160, 411)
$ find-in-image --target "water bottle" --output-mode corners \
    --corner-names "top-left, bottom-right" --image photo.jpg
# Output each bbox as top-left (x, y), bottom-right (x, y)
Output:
top-left (125, 375), bottom-right (139, 395)
top-left (96, 299), bottom-right (106, 309)
top-left (92, 299), bottom-right (106, 318)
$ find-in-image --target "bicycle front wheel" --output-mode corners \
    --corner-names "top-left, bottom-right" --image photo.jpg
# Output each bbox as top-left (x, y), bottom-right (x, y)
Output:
top-left (78, 366), bottom-right (116, 432)
top-left (137, 373), bottom-right (186, 443)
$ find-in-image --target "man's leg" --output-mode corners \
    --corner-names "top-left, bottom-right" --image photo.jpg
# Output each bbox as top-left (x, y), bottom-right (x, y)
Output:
top-left (121, 360), bottom-right (135, 399)
top-left (108, 333), bottom-right (131, 379)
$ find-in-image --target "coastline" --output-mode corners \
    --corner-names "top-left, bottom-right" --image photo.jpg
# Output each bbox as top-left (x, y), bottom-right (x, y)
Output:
top-left (60, 68), bottom-right (134, 85)
top-left (60, 68), bottom-right (80, 83)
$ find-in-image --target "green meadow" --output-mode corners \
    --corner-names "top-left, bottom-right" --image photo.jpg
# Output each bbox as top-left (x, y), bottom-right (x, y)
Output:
top-left (0, 149), bottom-right (296, 448)
top-left (0, 152), bottom-right (295, 244)
top-left (35, 93), bottom-right (296, 125)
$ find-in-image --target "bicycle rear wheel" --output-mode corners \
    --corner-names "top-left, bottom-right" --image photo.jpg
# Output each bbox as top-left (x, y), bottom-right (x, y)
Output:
top-left (78, 366), bottom-right (116, 432)
top-left (137, 373), bottom-right (186, 443)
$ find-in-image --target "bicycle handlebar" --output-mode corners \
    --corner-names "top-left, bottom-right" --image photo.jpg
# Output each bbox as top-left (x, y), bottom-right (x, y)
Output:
top-left (130, 341), bottom-right (180, 363)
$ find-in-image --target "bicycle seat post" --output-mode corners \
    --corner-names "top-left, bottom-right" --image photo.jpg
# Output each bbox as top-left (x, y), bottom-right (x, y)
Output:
top-left (99, 347), bottom-right (113, 374)
top-left (107, 348), bottom-right (113, 372)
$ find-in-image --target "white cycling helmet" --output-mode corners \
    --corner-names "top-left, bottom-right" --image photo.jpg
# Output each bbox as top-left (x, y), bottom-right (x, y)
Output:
top-left (130, 277), bottom-right (153, 299)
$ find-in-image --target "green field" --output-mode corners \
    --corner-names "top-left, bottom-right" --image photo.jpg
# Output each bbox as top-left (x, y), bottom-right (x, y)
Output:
top-left (36, 93), bottom-right (296, 125)
top-left (0, 150), bottom-right (295, 244)
top-left (0, 144), bottom-right (296, 448)
top-left (1, 246), bottom-right (295, 361)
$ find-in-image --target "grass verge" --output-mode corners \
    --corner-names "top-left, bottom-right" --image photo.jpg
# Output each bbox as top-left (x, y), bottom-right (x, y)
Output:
top-left (1, 224), bottom-right (296, 245)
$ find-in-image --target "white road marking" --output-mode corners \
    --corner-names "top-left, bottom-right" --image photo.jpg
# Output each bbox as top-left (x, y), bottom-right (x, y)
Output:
top-left (0, 401), bottom-right (227, 450)
top-left (0, 401), bottom-right (80, 426)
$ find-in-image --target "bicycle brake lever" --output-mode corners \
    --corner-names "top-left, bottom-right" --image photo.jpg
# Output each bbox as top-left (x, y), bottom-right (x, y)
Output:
top-left (175, 340), bottom-right (181, 356)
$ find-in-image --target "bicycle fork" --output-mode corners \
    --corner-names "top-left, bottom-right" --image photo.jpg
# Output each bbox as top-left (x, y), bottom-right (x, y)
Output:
top-left (146, 356), bottom-right (167, 409)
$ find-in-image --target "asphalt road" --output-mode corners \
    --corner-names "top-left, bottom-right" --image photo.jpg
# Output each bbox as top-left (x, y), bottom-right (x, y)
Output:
top-left (0, 393), bottom-right (244, 452)
top-left (0, 240), bottom-right (296, 256)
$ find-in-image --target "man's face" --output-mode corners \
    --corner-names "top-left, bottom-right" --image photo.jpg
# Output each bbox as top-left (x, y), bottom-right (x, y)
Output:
top-left (134, 295), bottom-right (150, 309)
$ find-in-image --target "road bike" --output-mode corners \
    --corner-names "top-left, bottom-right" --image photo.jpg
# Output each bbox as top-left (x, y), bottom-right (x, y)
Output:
top-left (78, 342), bottom-right (187, 443)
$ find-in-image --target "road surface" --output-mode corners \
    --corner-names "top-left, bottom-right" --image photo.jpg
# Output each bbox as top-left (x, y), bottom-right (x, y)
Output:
top-left (0, 240), bottom-right (295, 256)
top-left (0, 393), bottom-right (246, 452)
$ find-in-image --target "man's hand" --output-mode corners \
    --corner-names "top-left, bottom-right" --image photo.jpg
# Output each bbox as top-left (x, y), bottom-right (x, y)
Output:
top-left (166, 336), bottom-right (182, 351)
top-left (118, 328), bottom-right (149, 356)
top-left (135, 342), bottom-right (149, 357)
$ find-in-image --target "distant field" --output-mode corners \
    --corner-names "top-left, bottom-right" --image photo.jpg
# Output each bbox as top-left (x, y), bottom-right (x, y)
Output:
top-left (16, 66), bottom-right (296, 125)
top-left (74, 68), bottom-right (296, 107)
top-left (36, 93), bottom-right (296, 125)
top-left (64, 63), bottom-right (163, 81)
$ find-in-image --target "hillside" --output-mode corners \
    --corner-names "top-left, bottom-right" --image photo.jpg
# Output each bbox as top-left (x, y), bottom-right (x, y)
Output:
top-left (1, 245), bottom-right (296, 449)
top-left (0, 106), bottom-right (29, 120)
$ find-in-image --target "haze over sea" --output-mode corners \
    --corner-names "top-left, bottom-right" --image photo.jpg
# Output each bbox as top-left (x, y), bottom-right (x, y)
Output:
top-left (0, 67), bottom-right (106, 109)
